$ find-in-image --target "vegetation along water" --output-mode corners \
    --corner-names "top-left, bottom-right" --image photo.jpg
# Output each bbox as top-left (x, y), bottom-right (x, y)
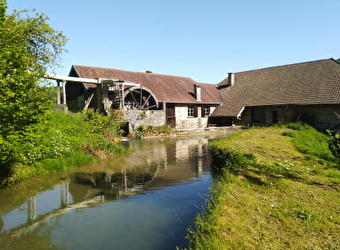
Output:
top-left (186, 123), bottom-right (340, 250)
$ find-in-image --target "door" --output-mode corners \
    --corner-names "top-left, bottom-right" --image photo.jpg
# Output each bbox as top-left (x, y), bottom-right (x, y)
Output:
top-left (166, 104), bottom-right (176, 128)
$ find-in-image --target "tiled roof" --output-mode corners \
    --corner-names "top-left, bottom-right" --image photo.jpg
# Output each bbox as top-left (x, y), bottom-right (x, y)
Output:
top-left (71, 65), bottom-right (220, 104)
top-left (211, 58), bottom-right (340, 117)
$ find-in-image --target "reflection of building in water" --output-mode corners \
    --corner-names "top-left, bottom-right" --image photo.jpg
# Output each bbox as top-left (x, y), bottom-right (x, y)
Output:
top-left (173, 136), bottom-right (209, 176)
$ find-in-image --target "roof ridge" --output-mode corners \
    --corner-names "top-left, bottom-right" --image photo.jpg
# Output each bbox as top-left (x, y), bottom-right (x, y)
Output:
top-left (232, 58), bottom-right (335, 75)
top-left (73, 64), bottom-right (195, 81)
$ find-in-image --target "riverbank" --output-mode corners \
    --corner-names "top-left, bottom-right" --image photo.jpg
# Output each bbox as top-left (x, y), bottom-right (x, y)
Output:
top-left (187, 123), bottom-right (340, 249)
top-left (0, 110), bottom-right (128, 188)
top-left (134, 125), bottom-right (241, 139)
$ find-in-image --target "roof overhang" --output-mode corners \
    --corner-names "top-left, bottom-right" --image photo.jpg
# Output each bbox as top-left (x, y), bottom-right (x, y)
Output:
top-left (162, 101), bottom-right (220, 105)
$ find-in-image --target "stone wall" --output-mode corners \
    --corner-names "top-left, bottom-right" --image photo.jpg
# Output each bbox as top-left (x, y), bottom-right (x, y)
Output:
top-left (124, 105), bottom-right (218, 130)
top-left (238, 105), bottom-right (340, 130)
top-left (124, 110), bottom-right (166, 128)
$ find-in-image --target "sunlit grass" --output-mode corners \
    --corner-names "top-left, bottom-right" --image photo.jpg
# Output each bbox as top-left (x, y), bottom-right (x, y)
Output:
top-left (186, 123), bottom-right (340, 250)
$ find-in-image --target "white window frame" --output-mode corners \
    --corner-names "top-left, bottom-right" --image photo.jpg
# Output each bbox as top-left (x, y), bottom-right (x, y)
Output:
top-left (188, 107), bottom-right (194, 117)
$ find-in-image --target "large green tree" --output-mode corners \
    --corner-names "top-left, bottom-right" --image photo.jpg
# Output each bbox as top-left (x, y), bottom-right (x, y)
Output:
top-left (0, 0), bottom-right (67, 137)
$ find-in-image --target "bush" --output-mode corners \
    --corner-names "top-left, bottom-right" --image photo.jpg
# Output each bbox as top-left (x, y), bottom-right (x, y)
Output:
top-left (134, 124), bottom-right (172, 138)
top-left (84, 109), bottom-right (125, 141)
top-left (327, 131), bottom-right (340, 159)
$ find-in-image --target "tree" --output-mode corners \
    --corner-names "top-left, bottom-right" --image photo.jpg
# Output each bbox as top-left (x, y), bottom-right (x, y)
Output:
top-left (0, 0), bottom-right (67, 137)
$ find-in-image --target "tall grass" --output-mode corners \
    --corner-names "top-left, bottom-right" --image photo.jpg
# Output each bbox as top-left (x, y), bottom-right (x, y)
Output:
top-left (285, 122), bottom-right (335, 161)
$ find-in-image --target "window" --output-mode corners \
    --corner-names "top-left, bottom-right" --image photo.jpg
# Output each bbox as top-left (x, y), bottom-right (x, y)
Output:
top-left (188, 107), bottom-right (194, 117)
top-left (203, 107), bottom-right (210, 117)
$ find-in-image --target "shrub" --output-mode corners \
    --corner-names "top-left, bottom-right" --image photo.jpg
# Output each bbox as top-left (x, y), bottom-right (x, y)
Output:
top-left (83, 109), bottom-right (125, 140)
top-left (134, 124), bottom-right (172, 138)
top-left (327, 130), bottom-right (340, 159)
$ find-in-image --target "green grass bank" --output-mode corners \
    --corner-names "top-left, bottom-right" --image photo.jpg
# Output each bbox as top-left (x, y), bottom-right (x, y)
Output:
top-left (187, 123), bottom-right (340, 250)
top-left (0, 110), bottom-right (128, 187)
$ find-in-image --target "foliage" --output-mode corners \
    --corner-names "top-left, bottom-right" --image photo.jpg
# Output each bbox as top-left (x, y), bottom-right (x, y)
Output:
top-left (84, 109), bottom-right (125, 141)
top-left (0, 111), bottom-right (128, 187)
top-left (327, 130), bottom-right (340, 159)
top-left (135, 125), bottom-right (172, 138)
top-left (0, 0), bottom-right (67, 138)
top-left (186, 124), bottom-right (340, 249)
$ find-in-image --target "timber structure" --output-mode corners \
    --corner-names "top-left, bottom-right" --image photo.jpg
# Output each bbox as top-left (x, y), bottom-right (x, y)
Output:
top-left (46, 73), bottom-right (141, 113)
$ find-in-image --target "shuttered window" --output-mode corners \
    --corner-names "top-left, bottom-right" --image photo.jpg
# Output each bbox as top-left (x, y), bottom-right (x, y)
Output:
top-left (188, 107), bottom-right (194, 117)
top-left (202, 107), bottom-right (210, 117)
top-left (188, 106), bottom-right (199, 117)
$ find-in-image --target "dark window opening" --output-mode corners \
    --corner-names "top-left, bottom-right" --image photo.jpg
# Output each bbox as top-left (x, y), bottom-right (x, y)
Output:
top-left (272, 110), bottom-right (278, 124)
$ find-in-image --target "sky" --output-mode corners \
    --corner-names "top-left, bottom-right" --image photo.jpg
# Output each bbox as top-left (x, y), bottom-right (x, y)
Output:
top-left (6, 0), bottom-right (340, 84)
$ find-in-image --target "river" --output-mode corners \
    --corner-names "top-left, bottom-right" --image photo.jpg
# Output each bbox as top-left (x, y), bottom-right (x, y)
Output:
top-left (0, 133), bottom-right (229, 250)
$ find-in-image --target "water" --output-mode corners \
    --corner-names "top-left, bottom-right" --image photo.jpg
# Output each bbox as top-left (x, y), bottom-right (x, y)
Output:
top-left (0, 134), bottom-right (229, 250)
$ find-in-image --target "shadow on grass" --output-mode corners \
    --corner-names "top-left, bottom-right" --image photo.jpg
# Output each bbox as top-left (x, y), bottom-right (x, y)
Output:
top-left (211, 152), bottom-right (307, 187)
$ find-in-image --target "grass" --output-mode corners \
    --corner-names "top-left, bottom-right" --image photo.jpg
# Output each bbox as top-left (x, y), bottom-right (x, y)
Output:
top-left (0, 110), bottom-right (129, 187)
top-left (186, 123), bottom-right (340, 250)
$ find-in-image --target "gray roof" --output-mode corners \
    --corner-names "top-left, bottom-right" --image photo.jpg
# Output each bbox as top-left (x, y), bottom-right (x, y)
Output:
top-left (211, 58), bottom-right (340, 117)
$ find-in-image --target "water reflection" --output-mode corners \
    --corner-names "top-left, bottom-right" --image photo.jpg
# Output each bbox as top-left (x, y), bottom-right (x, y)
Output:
top-left (0, 133), bottom-right (229, 250)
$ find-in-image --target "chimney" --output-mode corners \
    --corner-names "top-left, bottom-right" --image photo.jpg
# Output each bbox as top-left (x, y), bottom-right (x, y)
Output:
top-left (194, 84), bottom-right (201, 101)
top-left (228, 73), bottom-right (235, 86)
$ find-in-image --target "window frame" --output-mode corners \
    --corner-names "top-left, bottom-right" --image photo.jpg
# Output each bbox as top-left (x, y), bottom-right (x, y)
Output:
top-left (203, 107), bottom-right (210, 117)
top-left (188, 106), bottom-right (195, 117)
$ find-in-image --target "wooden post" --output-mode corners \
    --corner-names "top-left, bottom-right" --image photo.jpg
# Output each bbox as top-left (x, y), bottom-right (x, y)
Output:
top-left (62, 80), bottom-right (67, 106)
top-left (163, 101), bottom-right (166, 125)
top-left (61, 80), bottom-right (68, 112)
top-left (56, 80), bottom-right (61, 105)
top-left (122, 83), bottom-right (125, 110)
top-left (140, 85), bottom-right (143, 109)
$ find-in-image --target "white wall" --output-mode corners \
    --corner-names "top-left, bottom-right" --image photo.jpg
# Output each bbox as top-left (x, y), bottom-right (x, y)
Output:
top-left (175, 106), bottom-right (216, 129)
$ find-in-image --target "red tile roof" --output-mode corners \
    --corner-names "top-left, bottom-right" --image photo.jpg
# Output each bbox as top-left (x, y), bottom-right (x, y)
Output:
top-left (211, 58), bottom-right (340, 117)
top-left (71, 65), bottom-right (220, 104)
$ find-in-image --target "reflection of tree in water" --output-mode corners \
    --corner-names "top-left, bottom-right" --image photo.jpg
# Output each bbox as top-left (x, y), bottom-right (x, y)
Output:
top-left (69, 163), bottom-right (159, 202)
top-left (0, 215), bottom-right (63, 250)
top-left (0, 217), bottom-right (3, 233)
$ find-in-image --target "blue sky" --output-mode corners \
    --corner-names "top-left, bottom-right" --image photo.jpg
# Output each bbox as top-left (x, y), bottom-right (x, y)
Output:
top-left (6, 0), bottom-right (340, 84)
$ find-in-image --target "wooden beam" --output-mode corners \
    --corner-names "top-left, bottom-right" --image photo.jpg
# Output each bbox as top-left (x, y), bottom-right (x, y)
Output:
top-left (82, 92), bottom-right (95, 112)
top-left (46, 74), bottom-right (141, 87)
top-left (46, 73), bottom-right (100, 84)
